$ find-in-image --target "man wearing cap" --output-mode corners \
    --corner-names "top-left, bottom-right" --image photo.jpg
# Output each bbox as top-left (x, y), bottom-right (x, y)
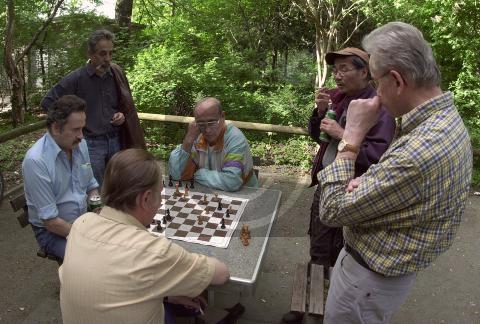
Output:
top-left (282, 47), bottom-right (395, 323)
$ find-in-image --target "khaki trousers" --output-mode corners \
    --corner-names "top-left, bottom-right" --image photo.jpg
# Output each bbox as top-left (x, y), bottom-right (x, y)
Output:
top-left (324, 248), bottom-right (416, 324)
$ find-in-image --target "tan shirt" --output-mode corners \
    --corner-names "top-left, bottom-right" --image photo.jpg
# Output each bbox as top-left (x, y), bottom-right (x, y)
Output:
top-left (59, 206), bottom-right (215, 324)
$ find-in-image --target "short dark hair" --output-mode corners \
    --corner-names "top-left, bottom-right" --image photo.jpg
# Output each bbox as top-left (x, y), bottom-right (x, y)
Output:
top-left (46, 95), bottom-right (86, 132)
top-left (102, 149), bottom-right (162, 212)
top-left (351, 56), bottom-right (371, 80)
top-left (87, 29), bottom-right (115, 54)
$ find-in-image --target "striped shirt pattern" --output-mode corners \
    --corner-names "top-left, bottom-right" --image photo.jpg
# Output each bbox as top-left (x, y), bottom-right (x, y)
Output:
top-left (318, 92), bottom-right (472, 276)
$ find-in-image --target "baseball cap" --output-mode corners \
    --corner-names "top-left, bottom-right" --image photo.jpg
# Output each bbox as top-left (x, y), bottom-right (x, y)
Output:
top-left (325, 47), bottom-right (369, 66)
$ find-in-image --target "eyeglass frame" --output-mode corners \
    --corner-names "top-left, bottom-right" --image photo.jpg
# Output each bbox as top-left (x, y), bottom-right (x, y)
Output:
top-left (371, 70), bottom-right (391, 88)
top-left (331, 66), bottom-right (360, 77)
top-left (194, 119), bottom-right (222, 130)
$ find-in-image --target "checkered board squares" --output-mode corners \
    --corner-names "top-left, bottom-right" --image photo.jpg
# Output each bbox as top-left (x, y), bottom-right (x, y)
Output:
top-left (147, 188), bottom-right (249, 248)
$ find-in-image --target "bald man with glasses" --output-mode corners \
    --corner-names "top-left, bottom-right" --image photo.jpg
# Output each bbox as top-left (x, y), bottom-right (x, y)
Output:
top-left (168, 97), bottom-right (258, 192)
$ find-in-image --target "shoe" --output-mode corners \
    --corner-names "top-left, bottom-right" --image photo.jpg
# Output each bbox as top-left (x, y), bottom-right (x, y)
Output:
top-left (281, 311), bottom-right (304, 323)
top-left (217, 303), bottom-right (245, 324)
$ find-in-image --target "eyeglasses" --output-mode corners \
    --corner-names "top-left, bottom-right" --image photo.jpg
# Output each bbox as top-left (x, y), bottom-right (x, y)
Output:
top-left (195, 119), bottom-right (221, 130)
top-left (331, 67), bottom-right (358, 77)
top-left (371, 71), bottom-right (390, 88)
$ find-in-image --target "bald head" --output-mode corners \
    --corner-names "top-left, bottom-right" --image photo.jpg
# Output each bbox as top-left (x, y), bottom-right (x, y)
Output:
top-left (194, 97), bottom-right (223, 117)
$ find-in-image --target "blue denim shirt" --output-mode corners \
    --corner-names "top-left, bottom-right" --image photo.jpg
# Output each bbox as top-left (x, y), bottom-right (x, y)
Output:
top-left (22, 132), bottom-right (98, 227)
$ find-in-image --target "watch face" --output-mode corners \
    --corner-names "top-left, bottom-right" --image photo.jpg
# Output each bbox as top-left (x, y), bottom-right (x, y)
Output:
top-left (338, 140), bottom-right (346, 151)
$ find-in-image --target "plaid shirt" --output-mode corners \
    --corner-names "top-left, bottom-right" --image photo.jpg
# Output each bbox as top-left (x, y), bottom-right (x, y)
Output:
top-left (318, 92), bottom-right (472, 276)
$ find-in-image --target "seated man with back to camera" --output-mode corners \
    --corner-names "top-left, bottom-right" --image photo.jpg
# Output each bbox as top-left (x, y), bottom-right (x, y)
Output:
top-left (60, 148), bottom-right (230, 324)
top-left (169, 97), bottom-right (258, 191)
top-left (22, 95), bottom-right (99, 260)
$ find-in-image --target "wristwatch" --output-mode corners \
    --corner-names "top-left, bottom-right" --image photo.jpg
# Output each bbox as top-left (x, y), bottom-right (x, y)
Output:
top-left (337, 139), bottom-right (359, 154)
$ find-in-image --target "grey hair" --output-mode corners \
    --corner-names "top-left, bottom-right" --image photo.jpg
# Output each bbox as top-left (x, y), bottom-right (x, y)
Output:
top-left (195, 97), bottom-right (223, 114)
top-left (87, 29), bottom-right (115, 54)
top-left (362, 22), bottom-right (441, 87)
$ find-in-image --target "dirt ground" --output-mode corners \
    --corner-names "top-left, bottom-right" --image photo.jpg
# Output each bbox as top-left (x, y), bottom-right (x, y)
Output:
top-left (0, 167), bottom-right (479, 323)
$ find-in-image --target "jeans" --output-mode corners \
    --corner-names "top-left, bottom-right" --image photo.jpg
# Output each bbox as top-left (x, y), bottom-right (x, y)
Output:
top-left (32, 226), bottom-right (66, 259)
top-left (85, 133), bottom-right (121, 187)
top-left (309, 185), bottom-right (343, 268)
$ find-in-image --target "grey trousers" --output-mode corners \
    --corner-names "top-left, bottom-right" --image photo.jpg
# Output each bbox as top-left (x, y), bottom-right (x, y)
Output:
top-left (324, 248), bottom-right (416, 324)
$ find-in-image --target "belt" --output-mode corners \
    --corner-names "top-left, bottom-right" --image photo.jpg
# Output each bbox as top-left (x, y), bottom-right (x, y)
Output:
top-left (345, 244), bottom-right (381, 275)
top-left (86, 131), bottom-right (119, 140)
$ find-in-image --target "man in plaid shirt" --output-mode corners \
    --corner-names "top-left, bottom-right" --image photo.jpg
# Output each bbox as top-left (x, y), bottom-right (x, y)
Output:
top-left (318, 22), bottom-right (473, 323)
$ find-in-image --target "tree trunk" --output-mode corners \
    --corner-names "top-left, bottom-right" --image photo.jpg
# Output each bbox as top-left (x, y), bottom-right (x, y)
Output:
top-left (3, 0), bottom-right (25, 126)
top-left (115, 0), bottom-right (133, 27)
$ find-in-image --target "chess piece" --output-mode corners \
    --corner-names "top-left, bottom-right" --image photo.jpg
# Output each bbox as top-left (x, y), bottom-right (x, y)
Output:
top-left (185, 187), bottom-right (189, 197)
top-left (203, 194), bottom-right (207, 204)
top-left (156, 223), bottom-right (163, 232)
top-left (168, 175), bottom-right (173, 187)
top-left (214, 193), bottom-right (219, 201)
top-left (226, 209), bottom-right (230, 218)
top-left (221, 218), bottom-right (226, 229)
top-left (162, 216), bottom-right (167, 224)
top-left (197, 216), bottom-right (203, 225)
top-left (162, 179), bottom-right (165, 187)
top-left (240, 224), bottom-right (251, 246)
top-left (218, 201), bottom-right (222, 211)
top-left (166, 209), bottom-right (171, 221)
top-left (205, 208), bottom-right (210, 215)
top-left (179, 180), bottom-right (182, 187)
top-left (190, 178), bottom-right (195, 189)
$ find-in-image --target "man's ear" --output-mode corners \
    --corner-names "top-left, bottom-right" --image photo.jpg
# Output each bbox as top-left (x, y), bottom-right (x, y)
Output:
top-left (391, 70), bottom-right (407, 96)
top-left (221, 111), bottom-right (225, 119)
top-left (51, 122), bottom-right (61, 136)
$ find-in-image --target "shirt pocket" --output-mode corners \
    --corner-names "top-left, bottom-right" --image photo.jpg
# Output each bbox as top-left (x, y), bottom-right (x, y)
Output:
top-left (77, 163), bottom-right (94, 190)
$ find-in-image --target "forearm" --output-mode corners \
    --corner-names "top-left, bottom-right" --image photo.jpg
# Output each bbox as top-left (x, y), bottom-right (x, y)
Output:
top-left (168, 146), bottom-right (192, 180)
top-left (195, 168), bottom-right (243, 192)
top-left (44, 217), bottom-right (72, 237)
top-left (208, 257), bottom-right (230, 285)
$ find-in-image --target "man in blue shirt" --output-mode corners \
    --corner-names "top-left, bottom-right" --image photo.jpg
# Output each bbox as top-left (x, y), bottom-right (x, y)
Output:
top-left (23, 95), bottom-right (99, 259)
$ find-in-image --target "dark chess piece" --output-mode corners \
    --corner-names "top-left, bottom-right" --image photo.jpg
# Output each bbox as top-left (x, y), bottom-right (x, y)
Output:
top-left (156, 223), bottom-right (163, 232)
top-left (162, 179), bottom-right (165, 187)
top-left (162, 216), bottom-right (167, 224)
top-left (226, 209), bottom-right (230, 218)
top-left (166, 209), bottom-right (172, 221)
top-left (190, 178), bottom-right (195, 189)
top-left (221, 218), bottom-right (226, 229)
top-left (168, 175), bottom-right (173, 187)
top-left (218, 201), bottom-right (222, 211)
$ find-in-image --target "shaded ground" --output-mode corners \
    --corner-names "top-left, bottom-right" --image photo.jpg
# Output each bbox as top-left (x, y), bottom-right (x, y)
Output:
top-left (0, 167), bottom-right (479, 323)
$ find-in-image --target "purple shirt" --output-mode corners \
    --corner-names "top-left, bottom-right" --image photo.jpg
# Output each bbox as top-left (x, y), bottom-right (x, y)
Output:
top-left (308, 85), bottom-right (396, 186)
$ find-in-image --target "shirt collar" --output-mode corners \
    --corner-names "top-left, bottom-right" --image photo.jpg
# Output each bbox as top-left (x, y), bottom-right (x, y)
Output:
top-left (44, 131), bottom-right (63, 159)
top-left (86, 63), bottom-right (113, 78)
top-left (400, 91), bottom-right (453, 136)
top-left (99, 205), bottom-right (147, 230)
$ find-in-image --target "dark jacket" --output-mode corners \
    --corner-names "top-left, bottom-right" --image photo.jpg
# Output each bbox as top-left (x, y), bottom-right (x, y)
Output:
top-left (110, 63), bottom-right (146, 150)
top-left (308, 85), bottom-right (395, 187)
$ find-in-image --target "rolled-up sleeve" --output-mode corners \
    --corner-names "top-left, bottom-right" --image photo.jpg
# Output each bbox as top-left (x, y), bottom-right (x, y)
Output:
top-left (23, 158), bottom-right (58, 221)
top-left (168, 145), bottom-right (191, 180)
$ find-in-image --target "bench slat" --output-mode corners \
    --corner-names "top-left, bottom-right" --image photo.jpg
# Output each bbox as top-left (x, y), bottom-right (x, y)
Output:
top-left (308, 264), bottom-right (324, 315)
top-left (290, 263), bottom-right (308, 313)
top-left (16, 210), bottom-right (30, 228)
top-left (10, 193), bottom-right (26, 212)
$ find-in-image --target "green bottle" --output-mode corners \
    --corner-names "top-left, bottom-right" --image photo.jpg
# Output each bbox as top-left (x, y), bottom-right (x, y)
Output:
top-left (319, 107), bottom-right (337, 142)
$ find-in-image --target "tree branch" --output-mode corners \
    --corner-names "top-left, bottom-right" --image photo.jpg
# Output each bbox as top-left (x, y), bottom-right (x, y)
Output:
top-left (15, 0), bottom-right (65, 64)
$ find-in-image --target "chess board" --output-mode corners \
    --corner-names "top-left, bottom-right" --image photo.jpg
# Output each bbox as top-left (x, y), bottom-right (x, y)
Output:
top-left (147, 187), bottom-right (249, 248)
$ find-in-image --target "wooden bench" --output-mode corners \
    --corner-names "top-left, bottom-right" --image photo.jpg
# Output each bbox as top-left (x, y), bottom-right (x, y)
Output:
top-left (290, 263), bottom-right (333, 319)
top-left (9, 191), bottom-right (63, 265)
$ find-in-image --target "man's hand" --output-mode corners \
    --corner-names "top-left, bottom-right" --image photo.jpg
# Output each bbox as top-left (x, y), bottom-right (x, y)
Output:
top-left (167, 295), bottom-right (207, 312)
top-left (320, 119), bottom-right (344, 140)
top-left (346, 177), bottom-right (362, 193)
top-left (182, 122), bottom-right (201, 152)
top-left (343, 96), bottom-right (382, 147)
top-left (315, 89), bottom-right (331, 116)
top-left (111, 112), bottom-right (125, 126)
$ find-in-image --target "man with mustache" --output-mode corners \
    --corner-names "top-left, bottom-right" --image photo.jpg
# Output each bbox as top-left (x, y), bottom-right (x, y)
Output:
top-left (23, 95), bottom-right (99, 260)
top-left (41, 29), bottom-right (145, 187)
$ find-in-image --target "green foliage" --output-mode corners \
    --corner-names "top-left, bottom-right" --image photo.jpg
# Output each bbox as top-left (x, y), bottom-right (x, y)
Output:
top-left (249, 135), bottom-right (316, 169)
